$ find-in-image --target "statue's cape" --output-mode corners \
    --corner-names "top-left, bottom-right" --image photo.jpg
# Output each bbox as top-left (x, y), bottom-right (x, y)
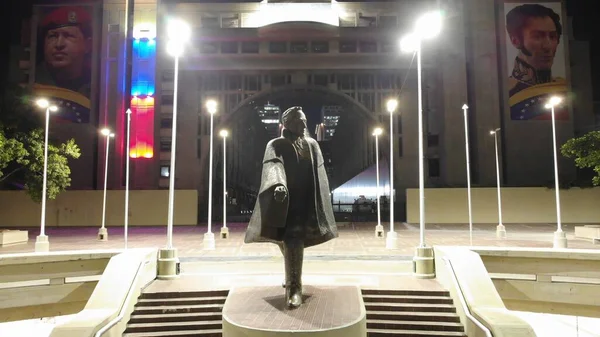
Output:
top-left (244, 136), bottom-right (337, 248)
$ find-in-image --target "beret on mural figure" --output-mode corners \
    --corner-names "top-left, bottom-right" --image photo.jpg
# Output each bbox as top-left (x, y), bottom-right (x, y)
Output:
top-left (41, 6), bottom-right (92, 36)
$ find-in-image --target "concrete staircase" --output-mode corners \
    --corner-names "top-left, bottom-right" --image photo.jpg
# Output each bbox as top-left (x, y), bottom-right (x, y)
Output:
top-left (362, 289), bottom-right (467, 337)
top-left (123, 289), bottom-right (228, 337)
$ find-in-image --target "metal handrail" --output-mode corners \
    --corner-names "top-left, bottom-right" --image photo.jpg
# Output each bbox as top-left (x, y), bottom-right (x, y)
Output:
top-left (94, 258), bottom-right (150, 337)
top-left (442, 257), bottom-right (493, 337)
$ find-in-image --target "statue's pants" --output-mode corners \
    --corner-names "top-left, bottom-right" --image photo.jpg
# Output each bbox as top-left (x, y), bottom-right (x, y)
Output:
top-left (279, 219), bottom-right (305, 297)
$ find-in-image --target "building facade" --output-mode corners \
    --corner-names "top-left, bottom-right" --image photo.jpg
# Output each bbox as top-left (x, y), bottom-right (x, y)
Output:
top-left (10, 0), bottom-right (594, 218)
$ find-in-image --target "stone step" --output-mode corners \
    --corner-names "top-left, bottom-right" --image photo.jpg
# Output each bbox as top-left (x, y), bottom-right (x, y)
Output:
top-left (125, 321), bottom-right (222, 333)
top-left (129, 312), bottom-right (222, 324)
top-left (367, 328), bottom-right (466, 337)
top-left (365, 302), bottom-right (456, 313)
top-left (136, 296), bottom-right (227, 306)
top-left (132, 303), bottom-right (224, 315)
top-left (140, 290), bottom-right (229, 299)
top-left (367, 319), bottom-right (464, 332)
top-left (366, 310), bottom-right (460, 323)
top-left (123, 329), bottom-right (222, 337)
top-left (362, 289), bottom-right (450, 297)
top-left (363, 294), bottom-right (454, 305)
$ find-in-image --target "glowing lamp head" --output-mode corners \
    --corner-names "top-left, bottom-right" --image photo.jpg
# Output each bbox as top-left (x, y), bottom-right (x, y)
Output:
top-left (166, 40), bottom-right (184, 57)
top-left (219, 129), bottom-right (229, 138)
top-left (36, 98), bottom-right (49, 108)
top-left (101, 128), bottom-right (111, 136)
top-left (49, 105), bottom-right (58, 112)
top-left (400, 33), bottom-right (420, 53)
top-left (373, 127), bottom-right (383, 136)
top-left (206, 99), bottom-right (218, 114)
top-left (489, 130), bottom-right (495, 135)
top-left (167, 19), bottom-right (190, 43)
top-left (415, 11), bottom-right (443, 39)
top-left (386, 99), bottom-right (398, 113)
top-left (546, 96), bottom-right (562, 109)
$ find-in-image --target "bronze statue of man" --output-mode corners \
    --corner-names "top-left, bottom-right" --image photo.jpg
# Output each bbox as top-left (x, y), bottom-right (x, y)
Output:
top-left (245, 106), bottom-right (338, 308)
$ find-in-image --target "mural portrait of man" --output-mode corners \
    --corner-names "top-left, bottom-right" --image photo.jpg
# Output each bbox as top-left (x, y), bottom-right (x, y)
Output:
top-left (505, 3), bottom-right (568, 121)
top-left (33, 5), bottom-right (93, 123)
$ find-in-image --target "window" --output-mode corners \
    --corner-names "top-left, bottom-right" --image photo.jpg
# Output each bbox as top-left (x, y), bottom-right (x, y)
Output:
top-left (271, 74), bottom-right (288, 87)
top-left (311, 41), bottom-right (329, 53)
top-left (222, 13), bottom-right (240, 28)
top-left (269, 41), bottom-right (287, 53)
top-left (358, 13), bottom-right (376, 27)
top-left (314, 74), bottom-right (328, 86)
top-left (161, 94), bottom-right (174, 105)
top-left (358, 92), bottom-right (375, 111)
top-left (201, 14), bottom-right (219, 28)
top-left (381, 40), bottom-right (396, 53)
top-left (160, 163), bottom-right (170, 177)
top-left (290, 41), bottom-right (308, 53)
top-left (221, 41), bottom-right (238, 54)
top-left (200, 42), bottom-right (218, 54)
top-left (359, 40), bottom-right (377, 53)
top-left (378, 15), bottom-right (397, 28)
top-left (398, 137), bottom-right (403, 157)
top-left (337, 74), bottom-right (355, 90)
top-left (428, 158), bottom-right (440, 178)
top-left (226, 93), bottom-right (242, 112)
top-left (428, 134), bottom-right (439, 147)
top-left (203, 74), bottom-right (220, 91)
top-left (244, 75), bottom-right (261, 91)
top-left (226, 75), bottom-right (242, 90)
top-left (160, 117), bottom-right (173, 128)
top-left (339, 13), bottom-right (356, 27)
top-left (161, 70), bottom-right (174, 81)
top-left (377, 74), bottom-right (394, 89)
top-left (241, 41), bottom-right (259, 53)
top-left (160, 138), bottom-right (172, 151)
top-left (339, 40), bottom-right (357, 53)
top-left (357, 74), bottom-right (374, 89)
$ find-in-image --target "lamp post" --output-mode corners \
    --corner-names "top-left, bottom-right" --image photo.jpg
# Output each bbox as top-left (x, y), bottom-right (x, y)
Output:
top-left (545, 96), bottom-right (567, 248)
top-left (219, 129), bottom-right (229, 239)
top-left (34, 99), bottom-right (58, 253)
top-left (124, 109), bottom-right (132, 249)
top-left (373, 127), bottom-right (384, 238)
top-left (204, 99), bottom-right (218, 250)
top-left (400, 10), bottom-right (442, 278)
top-left (385, 99), bottom-right (398, 249)
top-left (490, 128), bottom-right (506, 239)
top-left (157, 18), bottom-right (190, 279)
top-left (462, 104), bottom-right (473, 246)
top-left (98, 128), bottom-right (114, 241)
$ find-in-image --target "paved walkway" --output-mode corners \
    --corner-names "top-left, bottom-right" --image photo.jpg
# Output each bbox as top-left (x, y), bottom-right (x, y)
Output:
top-left (1, 222), bottom-right (598, 257)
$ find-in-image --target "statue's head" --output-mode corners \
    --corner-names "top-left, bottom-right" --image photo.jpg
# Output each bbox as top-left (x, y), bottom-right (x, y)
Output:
top-left (281, 106), bottom-right (307, 137)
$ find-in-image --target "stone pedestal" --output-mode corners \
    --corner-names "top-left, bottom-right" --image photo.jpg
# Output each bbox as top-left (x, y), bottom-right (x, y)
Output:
top-left (413, 246), bottom-right (435, 279)
top-left (553, 230), bottom-right (568, 249)
top-left (220, 227), bottom-right (230, 239)
top-left (496, 224), bottom-right (507, 239)
top-left (203, 232), bottom-right (216, 250)
top-left (0, 229), bottom-right (29, 247)
top-left (157, 247), bottom-right (180, 279)
top-left (375, 225), bottom-right (384, 238)
top-left (34, 234), bottom-right (49, 252)
top-left (385, 231), bottom-right (398, 249)
top-left (223, 286), bottom-right (366, 337)
top-left (97, 227), bottom-right (108, 241)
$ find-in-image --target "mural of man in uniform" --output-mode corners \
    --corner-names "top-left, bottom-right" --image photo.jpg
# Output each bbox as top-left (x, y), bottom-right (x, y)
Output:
top-left (34, 6), bottom-right (93, 123)
top-left (506, 3), bottom-right (568, 120)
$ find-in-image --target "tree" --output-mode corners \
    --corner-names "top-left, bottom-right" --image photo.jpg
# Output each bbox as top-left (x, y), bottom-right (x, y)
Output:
top-left (561, 131), bottom-right (600, 186)
top-left (0, 83), bottom-right (81, 202)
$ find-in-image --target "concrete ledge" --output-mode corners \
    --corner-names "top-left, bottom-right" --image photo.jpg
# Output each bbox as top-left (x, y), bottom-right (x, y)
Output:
top-left (574, 225), bottom-right (600, 244)
top-left (0, 230), bottom-right (28, 247)
top-left (223, 285), bottom-right (366, 337)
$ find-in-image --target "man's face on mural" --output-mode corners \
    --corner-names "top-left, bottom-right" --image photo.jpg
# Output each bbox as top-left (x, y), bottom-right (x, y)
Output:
top-left (44, 26), bottom-right (90, 78)
top-left (511, 16), bottom-right (559, 70)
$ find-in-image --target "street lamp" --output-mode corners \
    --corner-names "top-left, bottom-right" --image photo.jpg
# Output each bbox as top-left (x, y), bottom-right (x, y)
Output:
top-left (158, 18), bottom-right (191, 279)
top-left (386, 98), bottom-right (398, 249)
top-left (205, 99), bottom-right (218, 250)
top-left (219, 129), bottom-right (229, 239)
top-left (34, 99), bottom-right (58, 253)
top-left (462, 104), bottom-right (473, 246)
top-left (401, 10), bottom-right (442, 278)
top-left (124, 109), bottom-right (132, 249)
top-left (373, 127), bottom-right (384, 238)
top-left (98, 128), bottom-right (114, 241)
top-left (544, 96), bottom-right (567, 248)
top-left (490, 128), bottom-right (506, 239)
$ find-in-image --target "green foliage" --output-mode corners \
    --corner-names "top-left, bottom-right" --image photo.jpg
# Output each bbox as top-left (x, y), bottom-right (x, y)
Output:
top-left (561, 131), bottom-right (600, 186)
top-left (0, 83), bottom-right (81, 202)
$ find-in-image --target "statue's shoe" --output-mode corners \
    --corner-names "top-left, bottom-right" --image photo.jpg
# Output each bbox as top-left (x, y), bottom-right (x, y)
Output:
top-left (287, 293), bottom-right (302, 308)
